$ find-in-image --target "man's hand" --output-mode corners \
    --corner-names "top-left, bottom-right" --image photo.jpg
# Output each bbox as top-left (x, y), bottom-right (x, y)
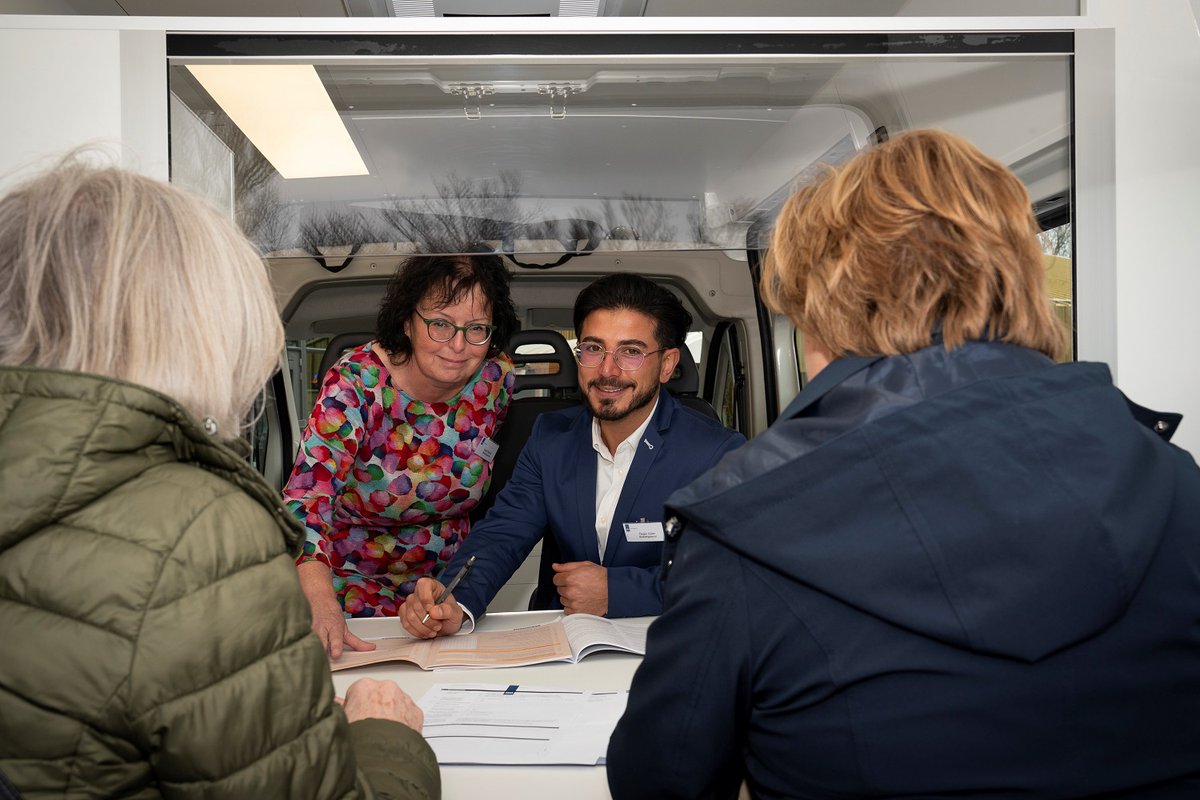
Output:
top-left (399, 576), bottom-right (464, 639)
top-left (343, 678), bottom-right (424, 732)
top-left (551, 561), bottom-right (608, 616)
top-left (297, 561), bottom-right (375, 658)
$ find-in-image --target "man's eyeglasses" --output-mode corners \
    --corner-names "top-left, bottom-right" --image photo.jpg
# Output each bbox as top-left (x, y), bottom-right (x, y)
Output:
top-left (573, 342), bottom-right (667, 371)
top-left (416, 313), bottom-right (495, 346)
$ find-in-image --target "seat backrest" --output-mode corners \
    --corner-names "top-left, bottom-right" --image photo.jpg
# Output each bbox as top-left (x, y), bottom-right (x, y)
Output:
top-left (471, 329), bottom-right (580, 525)
top-left (504, 328), bottom-right (579, 398)
top-left (666, 353), bottom-right (721, 422)
top-left (316, 331), bottom-right (373, 386)
top-left (464, 330), bottom-right (581, 611)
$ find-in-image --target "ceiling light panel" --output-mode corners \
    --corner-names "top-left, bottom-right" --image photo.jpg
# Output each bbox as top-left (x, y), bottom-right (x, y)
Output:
top-left (388, 0), bottom-right (607, 15)
top-left (186, 64), bottom-right (368, 180)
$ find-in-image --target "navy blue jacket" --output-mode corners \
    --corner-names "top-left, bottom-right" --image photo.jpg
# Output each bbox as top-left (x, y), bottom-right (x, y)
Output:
top-left (449, 388), bottom-right (744, 618)
top-left (608, 342), bottom-right (1200, 799)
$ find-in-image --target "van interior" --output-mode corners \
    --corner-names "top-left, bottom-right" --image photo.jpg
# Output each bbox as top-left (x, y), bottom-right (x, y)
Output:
top-left (165, 29), bottom-right (1075, 611)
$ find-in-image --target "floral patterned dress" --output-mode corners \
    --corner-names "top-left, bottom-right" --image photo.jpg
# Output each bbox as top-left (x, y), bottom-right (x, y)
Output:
top-left (284, 343), bottom-right (515, 616)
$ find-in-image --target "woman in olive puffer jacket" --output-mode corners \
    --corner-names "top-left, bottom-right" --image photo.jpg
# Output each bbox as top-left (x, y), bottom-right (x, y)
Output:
top-left (0, 159), bottom-right (440, 799)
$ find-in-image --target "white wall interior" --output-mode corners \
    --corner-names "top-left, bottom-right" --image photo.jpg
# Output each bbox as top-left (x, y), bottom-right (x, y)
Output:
top-left (118, 29), bottom-right (169, 181)
top-left (0, 28), bottom-right (123, 190)
top-left (1087, 0), bottom-right (1200, 455)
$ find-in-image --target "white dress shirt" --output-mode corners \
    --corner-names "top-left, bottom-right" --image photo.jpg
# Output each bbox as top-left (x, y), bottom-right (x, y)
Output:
top-left (591, 395), bottom-right (659, 562)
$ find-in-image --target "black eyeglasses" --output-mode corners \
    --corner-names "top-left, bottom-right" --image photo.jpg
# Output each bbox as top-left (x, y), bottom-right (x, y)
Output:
top-left (573, 342), bottom-right (666, 371)
top-left (416, 313), bottom-right (495, 346)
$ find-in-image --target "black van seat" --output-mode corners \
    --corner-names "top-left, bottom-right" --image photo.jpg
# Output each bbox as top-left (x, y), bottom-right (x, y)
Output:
top-left (316, 332), bottom-right (373, 386)
top-left (470, 329), bottom-right (579, 525)
top-left (667, 353), bottom-right (721, 422)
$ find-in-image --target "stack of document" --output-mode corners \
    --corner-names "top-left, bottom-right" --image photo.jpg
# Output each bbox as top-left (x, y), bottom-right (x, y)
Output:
top-left (418, 683), bottom-right (628, 766)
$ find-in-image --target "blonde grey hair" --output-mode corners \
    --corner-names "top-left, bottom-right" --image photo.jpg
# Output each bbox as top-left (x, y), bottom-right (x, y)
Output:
top-left (0, 157), bottom-right (283, 435)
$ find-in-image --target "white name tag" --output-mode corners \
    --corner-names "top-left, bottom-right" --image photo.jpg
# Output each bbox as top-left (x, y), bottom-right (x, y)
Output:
top-left (475, 436), bottom-right (499, 462)
top-left (623, 521), bottom-right (665, 543)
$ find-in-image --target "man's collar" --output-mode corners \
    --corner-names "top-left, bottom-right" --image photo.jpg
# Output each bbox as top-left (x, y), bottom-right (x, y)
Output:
top-left (591, 393), bottom-right (661, 457)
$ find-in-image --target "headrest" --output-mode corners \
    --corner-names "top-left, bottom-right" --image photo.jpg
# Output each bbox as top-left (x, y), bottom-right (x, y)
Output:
top-left (508, 329), bottom-right (578, 397)
top-left (316, 331), bottom-right (373, 385)
top-left (666, 352), bottom-right (700, 396)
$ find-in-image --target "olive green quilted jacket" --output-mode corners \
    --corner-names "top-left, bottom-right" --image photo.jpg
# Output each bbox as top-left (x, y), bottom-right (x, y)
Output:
top-left (0, 367), bottom-right (439, 799)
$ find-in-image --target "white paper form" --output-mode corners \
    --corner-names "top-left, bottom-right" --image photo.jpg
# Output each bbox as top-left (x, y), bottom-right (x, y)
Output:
top-left (418, 683), bottom-right (629, 765)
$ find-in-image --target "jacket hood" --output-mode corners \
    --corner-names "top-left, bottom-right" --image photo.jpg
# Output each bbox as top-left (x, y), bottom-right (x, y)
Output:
top-left (669, 344), bottom-right (1177, 662)
top-left (0, 366), bottom-right (302, 555)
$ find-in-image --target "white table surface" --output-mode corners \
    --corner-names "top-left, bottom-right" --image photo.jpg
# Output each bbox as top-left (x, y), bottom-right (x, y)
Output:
top-left (335, 610), bottom-right (647, 800)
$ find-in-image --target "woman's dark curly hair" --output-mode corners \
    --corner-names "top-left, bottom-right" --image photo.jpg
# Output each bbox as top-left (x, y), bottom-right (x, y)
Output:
top-left (375, 252), bottom-right (519, 362)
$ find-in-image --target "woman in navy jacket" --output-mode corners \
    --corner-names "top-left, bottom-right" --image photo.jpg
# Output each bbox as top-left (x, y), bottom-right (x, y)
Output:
top-left (607, 129), bottom-right (1200, 799)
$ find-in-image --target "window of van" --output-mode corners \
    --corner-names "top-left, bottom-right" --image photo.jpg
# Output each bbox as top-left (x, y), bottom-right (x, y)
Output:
top-left (167, 32), bottom-right (1074, 466)
top-left (1039, 222), bottom-right (1074, 361)
top-left (167, 40), bottom-right (1071, 265)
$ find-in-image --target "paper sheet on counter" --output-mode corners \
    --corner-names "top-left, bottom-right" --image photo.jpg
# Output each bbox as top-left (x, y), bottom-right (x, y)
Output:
top-left (417, 683), bottom-right (628, 765)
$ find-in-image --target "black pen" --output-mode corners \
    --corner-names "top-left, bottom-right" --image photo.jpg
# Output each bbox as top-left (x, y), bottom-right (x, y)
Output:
top-left (422, 555), bottom-right (476, 625)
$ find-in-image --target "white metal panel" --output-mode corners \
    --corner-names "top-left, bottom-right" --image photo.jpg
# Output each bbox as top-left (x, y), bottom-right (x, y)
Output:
top-left (1073, 27), bottom-right (1116, 375)
top-left (119, 29), bottom-right (169, 180)
top-left (1088, 0), bottom-right (1200, 456)
top-left (0, 27), bottom-right (123, 191)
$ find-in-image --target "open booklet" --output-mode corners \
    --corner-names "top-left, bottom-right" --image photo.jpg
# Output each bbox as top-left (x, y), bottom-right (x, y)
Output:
top-left (329, 614), bottom-right (649, 672)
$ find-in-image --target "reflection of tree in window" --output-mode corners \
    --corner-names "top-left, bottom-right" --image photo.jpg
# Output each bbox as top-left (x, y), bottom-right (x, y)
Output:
top-left (1037, 224), bottom-right (1072, 259)
top-left (688, 196), bottom-right (760, 249)
top-left (298, 209), bottom-right (390, 270)
top-left (576, 194), bottom-right (677, 248)
top-left (380, 170), bottom-right (536, 253)
top-left (1038, 223), bottom-right (1074, 361)
top-left (199, 110), bottom-right (290, 252)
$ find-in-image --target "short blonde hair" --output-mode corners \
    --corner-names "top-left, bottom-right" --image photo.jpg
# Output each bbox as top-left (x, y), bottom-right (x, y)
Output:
top-left (0, 157), bottom-right (283, 435)
top-left (762, 128), bottom-right (1067, 360)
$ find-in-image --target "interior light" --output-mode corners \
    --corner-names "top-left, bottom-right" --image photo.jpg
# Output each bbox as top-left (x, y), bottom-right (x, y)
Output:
top-left (186, 64), bottom-right (368, 180)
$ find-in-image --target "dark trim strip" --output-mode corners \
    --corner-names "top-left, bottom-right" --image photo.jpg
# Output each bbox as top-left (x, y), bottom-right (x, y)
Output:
top-left (745, 246), bottom-right (779, 426)
top-left (167, 31), bottom-right (1073, 59)
top-left (1067, 52), bottom-right (1079, 361)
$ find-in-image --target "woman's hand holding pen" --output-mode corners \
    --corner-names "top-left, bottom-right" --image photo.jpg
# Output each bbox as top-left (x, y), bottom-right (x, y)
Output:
top-left (400, 577), bottom-right (464, 638)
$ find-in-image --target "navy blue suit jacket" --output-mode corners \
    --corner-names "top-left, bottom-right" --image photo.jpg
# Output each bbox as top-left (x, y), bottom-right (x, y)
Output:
top-left (448, 388), bottom-right (744, 618)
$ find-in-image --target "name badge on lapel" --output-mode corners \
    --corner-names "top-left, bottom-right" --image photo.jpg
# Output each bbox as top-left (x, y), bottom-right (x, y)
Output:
top-left (623, 520), bottom-right (665, 543)
top-left (475, 436), bottom-right (499, 462)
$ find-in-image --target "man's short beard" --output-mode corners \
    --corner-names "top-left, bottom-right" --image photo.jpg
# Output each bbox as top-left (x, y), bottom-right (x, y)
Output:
top-left (586, 378), bottom-right (659, 422)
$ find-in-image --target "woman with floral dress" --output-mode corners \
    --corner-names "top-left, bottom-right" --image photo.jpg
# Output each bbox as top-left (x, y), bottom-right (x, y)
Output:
top-left (284, 253), bottom-right (518, 656)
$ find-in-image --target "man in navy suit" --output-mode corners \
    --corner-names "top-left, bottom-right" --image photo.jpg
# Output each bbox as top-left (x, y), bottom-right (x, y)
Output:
top-left (398, 273), bottom-right (744, 635)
